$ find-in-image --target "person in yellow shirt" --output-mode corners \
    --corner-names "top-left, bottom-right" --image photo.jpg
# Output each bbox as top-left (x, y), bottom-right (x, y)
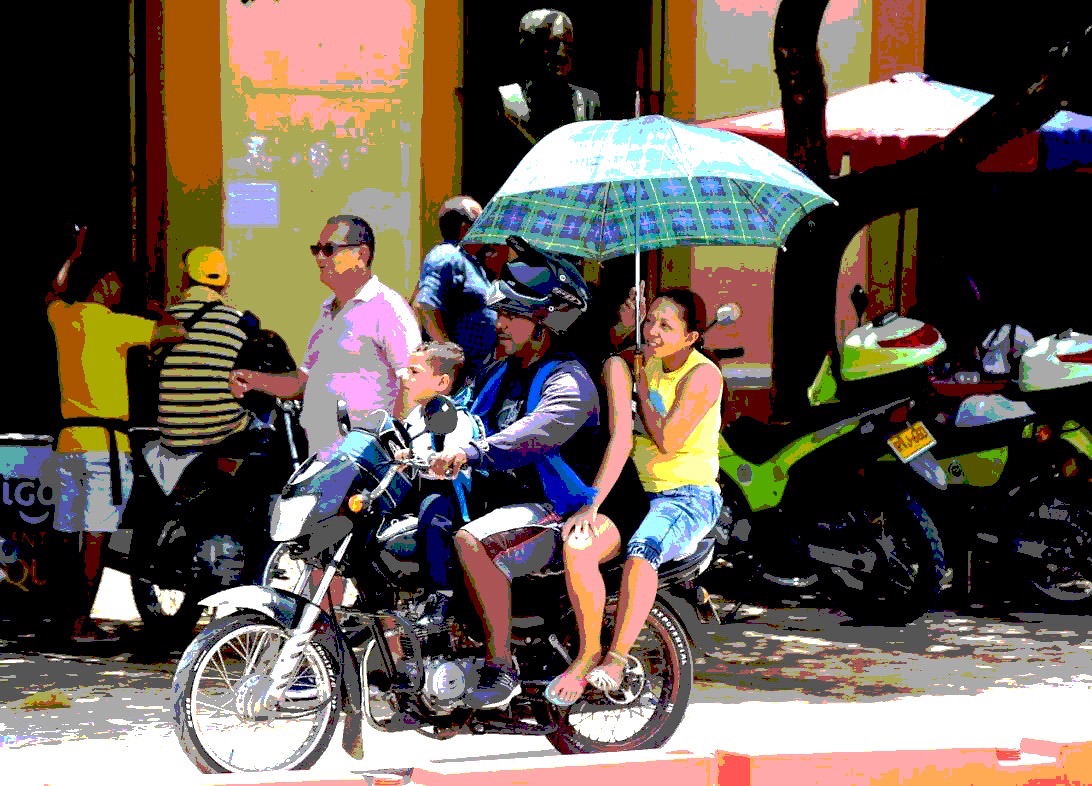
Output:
top-left (44, 226), bottom-right (185, 644)
top-left (546, 288), bottom-right (723, 706)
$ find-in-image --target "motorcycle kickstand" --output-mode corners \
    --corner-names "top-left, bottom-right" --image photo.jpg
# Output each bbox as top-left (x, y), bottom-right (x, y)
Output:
top-left (722, 558), bottom-right (763, 623)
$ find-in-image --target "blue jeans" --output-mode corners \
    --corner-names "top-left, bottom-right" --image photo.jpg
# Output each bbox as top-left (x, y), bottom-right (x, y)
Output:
top-left (416, 492), bottom-right (460, 591)
top-left (626, 485), bottom-right (721, 570)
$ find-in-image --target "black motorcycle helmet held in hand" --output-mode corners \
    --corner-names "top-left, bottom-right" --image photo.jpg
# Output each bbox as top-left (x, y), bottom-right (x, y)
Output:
top-left (485, 235), bottom-right (590, 334)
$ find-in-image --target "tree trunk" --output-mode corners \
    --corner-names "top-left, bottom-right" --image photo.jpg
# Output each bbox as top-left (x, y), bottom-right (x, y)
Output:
top-left (772, 0), bottom-right (831, 180)
top-left (769, 20), bottom-right (1091, 419)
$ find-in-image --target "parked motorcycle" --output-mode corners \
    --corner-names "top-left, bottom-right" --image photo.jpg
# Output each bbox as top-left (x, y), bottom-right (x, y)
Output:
top-left (906, 324), bottom-right (1091, 611)
top-left (712, 287), bottom-right (949, 625)
top-left (170, 398), bottom-right (719, 773)
top-left (110, 326), bottom-right (307, 648)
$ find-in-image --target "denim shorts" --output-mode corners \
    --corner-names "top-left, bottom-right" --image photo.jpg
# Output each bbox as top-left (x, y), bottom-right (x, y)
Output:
top-left (626, 485), bottom-right (721, 570)
top-left (45, 452), bottom-right (135, 534)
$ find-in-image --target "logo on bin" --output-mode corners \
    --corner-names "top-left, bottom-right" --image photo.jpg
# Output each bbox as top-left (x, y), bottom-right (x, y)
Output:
top-left (2, 477), bottom-right (55, 525)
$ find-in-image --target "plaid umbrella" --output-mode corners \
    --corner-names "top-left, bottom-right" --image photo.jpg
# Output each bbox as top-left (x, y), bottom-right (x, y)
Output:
top-left (462, 114), bottom-right (836, 261)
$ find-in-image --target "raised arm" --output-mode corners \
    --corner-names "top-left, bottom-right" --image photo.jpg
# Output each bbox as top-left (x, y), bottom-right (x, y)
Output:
top-left (45, 225), bottom-right (87, 304)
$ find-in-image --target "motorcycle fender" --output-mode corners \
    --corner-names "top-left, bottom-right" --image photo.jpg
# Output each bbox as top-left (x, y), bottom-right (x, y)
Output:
top-left (199, 585), bottom-right (363, 715)
top-left (906, 450), bottom-right (948, 490)
top-left (656, 589), bottom-right (719, 657)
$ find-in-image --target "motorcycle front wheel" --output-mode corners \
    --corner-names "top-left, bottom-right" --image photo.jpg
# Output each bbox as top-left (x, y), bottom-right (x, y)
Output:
top-left (1021, 486), bottom-right (1092, 611)
top-left (171, 611), bottom-right (341, 774)
top-left (545, 600), bottom-right (693, 755)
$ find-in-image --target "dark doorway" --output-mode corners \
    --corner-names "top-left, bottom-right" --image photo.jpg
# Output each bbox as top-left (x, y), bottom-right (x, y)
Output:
top-left (6, 4), bottom-right (132, 435)
top-left (460, 1), bottom-right (655, 205)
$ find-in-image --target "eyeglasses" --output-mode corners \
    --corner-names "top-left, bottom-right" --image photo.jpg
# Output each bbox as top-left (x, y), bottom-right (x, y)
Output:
top-left (310, 242), bottom-right (365, 258)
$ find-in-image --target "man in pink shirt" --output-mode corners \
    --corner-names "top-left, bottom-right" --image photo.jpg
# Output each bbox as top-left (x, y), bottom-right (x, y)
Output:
top-left (230, 214), bottom-right (421, 454)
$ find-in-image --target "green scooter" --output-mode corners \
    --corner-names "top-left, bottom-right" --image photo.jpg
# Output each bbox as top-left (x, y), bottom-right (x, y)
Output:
top-left (899, 324), bottom-right (1091, 611)
top-left (713, 287), bottom-right (950, 625)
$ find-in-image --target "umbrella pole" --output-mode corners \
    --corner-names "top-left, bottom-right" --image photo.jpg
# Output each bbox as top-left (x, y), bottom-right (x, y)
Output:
top-left (634, 89), bottom-right (643, 362)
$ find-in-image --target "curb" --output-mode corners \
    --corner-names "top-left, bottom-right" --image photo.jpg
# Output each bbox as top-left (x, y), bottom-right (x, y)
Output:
top-left (35, 738), bottom-right (1089, 786)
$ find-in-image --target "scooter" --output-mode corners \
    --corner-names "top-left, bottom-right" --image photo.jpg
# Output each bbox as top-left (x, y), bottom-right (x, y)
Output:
top-left (712, 287), bottom-right (949, 625)
top-left (906, 324), bottom-right (1091, 611)
top-left (170, 398), bottom-right (719, 774)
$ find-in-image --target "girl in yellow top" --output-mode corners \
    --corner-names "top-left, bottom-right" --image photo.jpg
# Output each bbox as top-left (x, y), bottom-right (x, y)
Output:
top-left (546, 288), bottom-right (722, 706)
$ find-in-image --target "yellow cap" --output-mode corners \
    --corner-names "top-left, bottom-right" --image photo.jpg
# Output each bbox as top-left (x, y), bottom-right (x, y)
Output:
top-left (185, 246), bottom-right (228, 286)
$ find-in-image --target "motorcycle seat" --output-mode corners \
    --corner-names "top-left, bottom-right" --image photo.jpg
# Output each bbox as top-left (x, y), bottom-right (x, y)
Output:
top-left (658, 537), bottom-right (716, 585)
top-left (722, 416), bottom-right (804, 465)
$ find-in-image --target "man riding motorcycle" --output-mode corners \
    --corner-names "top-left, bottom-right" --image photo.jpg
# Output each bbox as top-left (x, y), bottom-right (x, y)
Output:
top-left (426, 235), bottom-right (601, 710)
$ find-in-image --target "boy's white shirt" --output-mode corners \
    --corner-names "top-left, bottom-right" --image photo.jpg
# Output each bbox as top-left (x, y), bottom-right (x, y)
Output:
top-left (404, 402), bottom-right (480, 480)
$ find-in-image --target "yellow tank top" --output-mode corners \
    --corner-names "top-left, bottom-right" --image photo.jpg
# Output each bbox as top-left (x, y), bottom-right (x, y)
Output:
top-left (632, 350), bottom-right (722, 492)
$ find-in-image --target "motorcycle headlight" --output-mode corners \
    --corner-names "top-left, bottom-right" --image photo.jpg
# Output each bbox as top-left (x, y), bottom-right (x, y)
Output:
top-left (270, 494), bottom-right (319, 541)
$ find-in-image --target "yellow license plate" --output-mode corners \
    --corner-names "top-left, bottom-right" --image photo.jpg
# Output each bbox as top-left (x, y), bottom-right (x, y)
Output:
top-left (887, 421), bottom-right (937, 463)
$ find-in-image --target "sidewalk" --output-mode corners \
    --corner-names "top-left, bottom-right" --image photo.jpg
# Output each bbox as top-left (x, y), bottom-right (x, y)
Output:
top-left (3, 569), bottom-right (1088, 785)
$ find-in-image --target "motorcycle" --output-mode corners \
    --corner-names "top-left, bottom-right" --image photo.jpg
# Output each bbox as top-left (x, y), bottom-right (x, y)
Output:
top-left (712, 286), bottom-right (949, 625)
top-left (109, 326), bottom-right (307, 648)
top-left (906, 324), bottom-right (1091, 611)
top-left (169, 397), bottom-right (720, 773)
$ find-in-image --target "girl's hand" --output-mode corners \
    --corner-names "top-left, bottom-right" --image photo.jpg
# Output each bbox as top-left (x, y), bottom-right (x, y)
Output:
top-left (617, 284), bottom-right (648, 333)
top-left (635, 360), bottom-right (650, 401)
top-left (561, 504), bottom-right (600, 542)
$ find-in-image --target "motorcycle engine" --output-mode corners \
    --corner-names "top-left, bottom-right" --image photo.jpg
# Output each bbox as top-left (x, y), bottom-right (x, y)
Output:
top-left (419, 656), bottom-right (478, 714)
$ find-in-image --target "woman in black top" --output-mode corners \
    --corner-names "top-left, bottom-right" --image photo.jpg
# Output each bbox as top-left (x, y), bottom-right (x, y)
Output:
top-left (545, 283), bottom-right (650, 707)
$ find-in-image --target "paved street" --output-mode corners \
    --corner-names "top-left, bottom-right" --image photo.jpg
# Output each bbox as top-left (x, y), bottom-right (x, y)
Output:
top-left (1, 569), bottom-right (1090, 784)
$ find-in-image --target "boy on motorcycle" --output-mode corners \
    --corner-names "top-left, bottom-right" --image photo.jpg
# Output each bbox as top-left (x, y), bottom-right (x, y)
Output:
top-left (425, 236), bottom-right (601, 710)
top-left (394, 342), bottom-right (480, 627)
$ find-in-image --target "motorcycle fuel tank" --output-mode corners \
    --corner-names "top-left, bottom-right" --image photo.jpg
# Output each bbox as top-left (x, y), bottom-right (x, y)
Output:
top-left (840, 313), bottom-right (947, 382)
top-left (376, 514), bottom-right (421, 580)
top-left (1018, 330), bottom-right (1092, 392)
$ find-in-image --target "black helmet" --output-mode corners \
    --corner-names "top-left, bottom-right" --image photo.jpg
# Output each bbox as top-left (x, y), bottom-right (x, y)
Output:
top-left (485, 236), bottom-right (590, 334)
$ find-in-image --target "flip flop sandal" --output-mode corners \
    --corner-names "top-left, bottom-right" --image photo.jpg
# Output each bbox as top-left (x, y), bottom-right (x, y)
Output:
top-left (587, 651), bottom-right (638, 693)
top-left (544, 672), bottom-right (587, 708)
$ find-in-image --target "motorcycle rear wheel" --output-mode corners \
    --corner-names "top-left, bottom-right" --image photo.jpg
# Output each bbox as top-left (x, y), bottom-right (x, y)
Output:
top-left (824, 491), bottom-right (946, 625)
top-left (171, 611), bottom-right (341, 773)
top-left (545, 600), bottom-right (692, 755)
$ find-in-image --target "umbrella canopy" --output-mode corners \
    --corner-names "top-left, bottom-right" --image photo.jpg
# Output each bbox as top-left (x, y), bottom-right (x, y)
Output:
top-left (462, 114), bottom-right (835, 261)
top-left (698, 72), bottom-right (1092, 174)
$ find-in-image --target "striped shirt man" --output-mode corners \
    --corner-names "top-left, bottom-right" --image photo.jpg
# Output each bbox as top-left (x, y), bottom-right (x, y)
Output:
top-left (157, 285), bottom-right (251, 450)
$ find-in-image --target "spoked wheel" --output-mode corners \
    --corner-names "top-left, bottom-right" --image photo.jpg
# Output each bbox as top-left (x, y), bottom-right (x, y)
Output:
top-left (1022, 491), bottom-right (1092, 611)
top-left (824, 492), bottom-right (945, 625)
top-left (545, 600), bottom-right (692, 755)
top-left (171, 612), bottom-right (341, 774)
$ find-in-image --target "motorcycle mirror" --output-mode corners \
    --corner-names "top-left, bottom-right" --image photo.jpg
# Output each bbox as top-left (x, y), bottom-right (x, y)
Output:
top-left (336, 399), bottom-right (352, 437)
top-left (850, 285), bottom-right (869, 327)
top-left (423, 396), bottom-right (459, 436)
top-left (716, 303), bottom-right (741, 326)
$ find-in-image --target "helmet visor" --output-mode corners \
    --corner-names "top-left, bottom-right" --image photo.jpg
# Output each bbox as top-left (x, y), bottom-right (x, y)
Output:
top-left (484, 280), bottom-right (542, 317)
